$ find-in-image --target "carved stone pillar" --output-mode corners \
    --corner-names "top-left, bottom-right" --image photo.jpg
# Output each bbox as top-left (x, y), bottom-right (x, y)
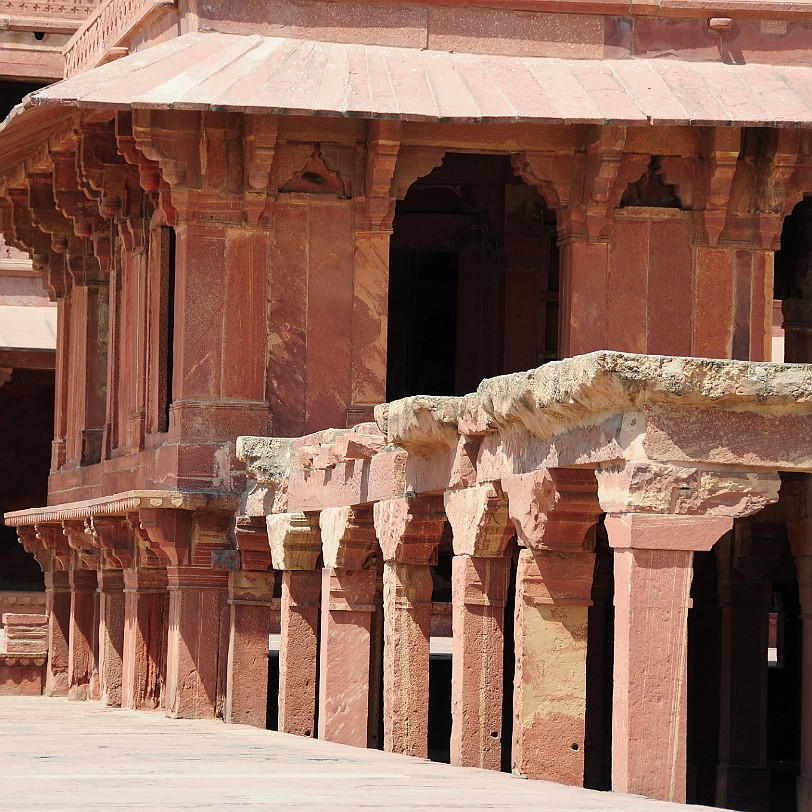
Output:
top-left (225, 517), bottom-right (275, 727)
top-left (90, 517), bottom-right (134, 708)
top-left (139, 509), bottom-right (232, 720)
top-left (318, 506), bottom-right (379, 747)
top-left (374, 496), bottom-right (445, 758)
top-left (597, 462), bottom-right (780, 803)
top-left (63, 521), bottom-right (100, 701)
top-left (20, 526), bottom-right (69, 697)
top-left (267, 511), bottom-right (322, 737)
top-left (503, 469), bottom-right (602, 785)
top-left (444, 484), bottom-right (514, 770)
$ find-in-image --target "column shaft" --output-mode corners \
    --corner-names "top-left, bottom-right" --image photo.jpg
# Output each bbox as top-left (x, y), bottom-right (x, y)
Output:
top-left (68, 567), bottom-right (99, 701)
top-left (318, 567), bottom-right (377, 746)
top-left (513, 548), bottom-right (594, 785)
top-left (450, 555), bottom-right (510, 770)
top-left (382, 561), bottom-right (433, 757)
top-left (44, 571), bottom-right (70, 697)
top-left (122, 567), bottom-right (167, 710)
top-left (225, 570), bottom-right (275, 727)
top-left (98, 569), bottom-right (125, 707)
top-left (165, 566), bottom-right (229, 719)
top-left (278, 569), bottom-right (320, 737)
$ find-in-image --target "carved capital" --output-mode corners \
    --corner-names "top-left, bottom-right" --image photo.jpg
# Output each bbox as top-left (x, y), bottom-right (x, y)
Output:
top-left (88, 516), bottom-right (135, 570)
top-left (373, 495), bottom-right (445, 565)
top-left (266, 512), bottom-right (321, 571)
top-left (62, 519), bottom-right (99, 570)
top-left (355, 120), bottom-right (401, 232)
top-left (34, 524), bottom-right (72, 571)
top-left (319, 505), bottom-right (378, 570)
top-left (234, 515), bottom-right (272, 572)
top-left (444, 483), bottom-right (513, 557)
top-left (596, 461), bottom-right (780, 518)
top-left (503, 468), bottom-right (602, 552)
top-left (695, 127), bottom-right (741, 247)
top-left (137, 508), bottom-right (193, 568)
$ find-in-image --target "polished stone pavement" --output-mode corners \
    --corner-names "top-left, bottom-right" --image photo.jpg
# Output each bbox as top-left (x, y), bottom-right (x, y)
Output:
top-left (0, 696), bottom-right (714, 811)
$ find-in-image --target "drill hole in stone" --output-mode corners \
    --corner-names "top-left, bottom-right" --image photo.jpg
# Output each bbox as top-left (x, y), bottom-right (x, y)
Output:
top-left (490, 731), bottom-right (499, 739)
top-left (33, 31), bottom-right (45, 40)
top-left (571, 743), bottom-right (579, 751)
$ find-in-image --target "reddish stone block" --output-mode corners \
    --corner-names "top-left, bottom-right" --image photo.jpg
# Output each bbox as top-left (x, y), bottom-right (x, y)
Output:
top-left (559, 241), bottom-right (608, 357)
top-left (382, 561), bottom-right (433, 757)
top-left (318, 567), bottom-right (378, 747)
top-left (68, 567), bottom-right (99, 701)
top-left (607, 217), bottom-right (647, 354)
top-left (44, 571), bottom-right (70, 698)
top-left (512, 548), bottom-right (594, 786)
top-left (694, 247), bottom-right (733, 359)
top-left (450, 555), bottom-right (510, 770)
top-left (98, 569), bottom-right (125, 707)
top-left (165, 567), bottom-right (229, 720)
top-left (279, 569), bottom-right (320, 737)
top-left (122, 567), bottom-right (168, 711)
top-left (225, 570), bottom-right (275, 727)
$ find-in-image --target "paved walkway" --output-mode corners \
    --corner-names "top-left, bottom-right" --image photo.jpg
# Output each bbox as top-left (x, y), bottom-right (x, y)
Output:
top-left (0, 696), bottom-right (713, 811)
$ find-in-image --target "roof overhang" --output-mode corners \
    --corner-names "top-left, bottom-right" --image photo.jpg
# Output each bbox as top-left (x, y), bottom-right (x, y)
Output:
top-left (13, 30), bottom-right (812, 127)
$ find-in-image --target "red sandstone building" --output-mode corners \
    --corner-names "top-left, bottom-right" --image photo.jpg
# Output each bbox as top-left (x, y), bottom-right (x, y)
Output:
top-left (1, 1), bottom-right (812, 810)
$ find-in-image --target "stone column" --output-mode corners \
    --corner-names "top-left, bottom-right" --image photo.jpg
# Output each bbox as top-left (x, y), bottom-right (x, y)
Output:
top-left (225, 517), bottom-right (275, 727)
top-left (63, 521), bottom-right (101, 702)
top-left (122, 565), bottom-right (167, 710)
top-left (374, 496), bottom-right (445, 758)
top-left (267, 512), bottom-right (322, 737)
top-left (318, 506), bottom-right (380, 747)
top-left (445, 484), bottom-right (514, 771)
top-left (97, 568), bottom-right (125, 707)
top-left (26, 525), bottom-right (71, 698)
top-left (715, 526), bottom-right (779, 812)
top-left (139, 508), bottom-right (231, 720)
top-left (598, 461), bottom-right (780, 804)
top-left (90, 517), bottom-right (134, 709)
top-left (503, 469), bottom-right (602, 785)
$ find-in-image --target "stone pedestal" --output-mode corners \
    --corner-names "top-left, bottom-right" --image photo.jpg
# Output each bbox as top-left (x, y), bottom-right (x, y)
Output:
top-left (382, 560), bottom-right (433, 757)
top-left (450, 554), bottom-right (510, 770)
top-left (0, 613), bottom-right (48, 696)
top-left (318, 567), bottom-right (377, 746)
top-left (122, 567), bottom-right (167, 710)
top-left (225, 570), bottom-right (275, 727)
top-left (98, 568), bottom-right (126, 707)
top-left (605, 513), bottom-right (732, 803)
top-left (68, 567), bottom-right (99, 701)
top-left (44, 570), bottom-right (70, 697)
top-left (512, 548), bottom-right (594, 785)
top-left (165, 566), bottom-right (229, 719)
top-left (279, 569), bottom-right (321, 737)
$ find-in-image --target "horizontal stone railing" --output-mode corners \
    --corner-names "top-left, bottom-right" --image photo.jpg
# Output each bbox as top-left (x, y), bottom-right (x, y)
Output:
top-left (63, 0), bottom-right (175, 77)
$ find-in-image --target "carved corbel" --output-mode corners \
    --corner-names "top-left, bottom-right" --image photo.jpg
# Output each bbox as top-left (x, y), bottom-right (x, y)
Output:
top-left (372, 495), bottom-right (446, 565)
top-left (695, 127), bottom-right (741, 247)
top-left (89, 516), bottom-right (135, 570)
top-left (26, 174), bottom-right (72, 253)
top-left (62, 519), bottom-right (99, 570)
top-left (137, 508), bottom-right (194, 568)
top-left (355, 120), bottom-right (401, 233)
top-left (17, 526), bottom-right (53, 572)
top-left (444, 483), bottom-right (514, 558)
top-left (502, 468), bottom-right (602, 551)
top-left (393, 146), bottom-right (446, 202)
top-left (243, 114), bottom-right (277, 226)
top-left (581, 125), bottom-right (629, 241)
top-left (35, 524), bottom-right (72, 571)
top-left (319, 506), bottom-right (378, 570)
top-left (755, 128), bottom-right (801, 250)
top-left (512, 148), bottom-right (577, 226)
top-left (659, 156), bottom-right (696, 210)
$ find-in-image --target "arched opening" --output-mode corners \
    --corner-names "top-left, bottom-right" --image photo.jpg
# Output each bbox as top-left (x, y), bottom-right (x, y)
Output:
top-left (386, 153), bottom-right (559, 401)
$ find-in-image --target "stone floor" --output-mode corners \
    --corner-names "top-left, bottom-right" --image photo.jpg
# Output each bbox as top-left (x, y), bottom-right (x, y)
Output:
top-left (0, 696), bottom-right (715, 811)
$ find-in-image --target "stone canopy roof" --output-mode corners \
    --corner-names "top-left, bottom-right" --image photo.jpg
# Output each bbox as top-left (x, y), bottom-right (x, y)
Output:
top-left (17, 31), bottom-right (812, 127)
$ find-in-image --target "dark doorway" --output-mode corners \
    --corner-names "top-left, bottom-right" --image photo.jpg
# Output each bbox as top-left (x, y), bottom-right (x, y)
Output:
top-left (387, 153), bottom-right (558, 401)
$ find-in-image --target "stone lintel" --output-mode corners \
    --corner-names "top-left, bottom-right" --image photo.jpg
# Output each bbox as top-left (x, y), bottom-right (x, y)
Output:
top-left (444, 483), bottom-right (513, 558)
top-left (373, 496), bottom-right (445, 565)
top-left (319, 506), bottom-right (378, 571)
top-left (605, 513), bottom-right (734, 552)
top-left (503, 469), bottom-right (601, 552)
top-left (266, 512), bottom-right (321, 571)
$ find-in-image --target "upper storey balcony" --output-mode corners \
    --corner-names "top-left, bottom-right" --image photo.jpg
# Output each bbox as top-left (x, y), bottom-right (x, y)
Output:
top-left (0, 0), bottom-right (99, 81)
